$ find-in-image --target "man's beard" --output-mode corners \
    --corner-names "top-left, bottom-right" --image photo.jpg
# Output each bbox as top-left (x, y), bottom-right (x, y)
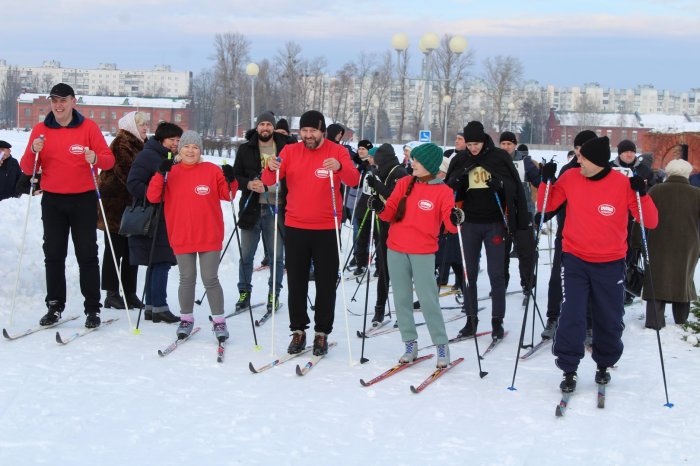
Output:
top-left (258, 131), bottom-right (272, 142)
top-left (303, 136), bottom-right (322, 149)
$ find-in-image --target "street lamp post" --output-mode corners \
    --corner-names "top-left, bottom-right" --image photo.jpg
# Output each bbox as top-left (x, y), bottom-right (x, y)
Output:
top-left (360, 106), bottom-right (366, 140)
top-left (390, 33), bottom-right (467, 141)
top-left (507, 102), bottom-right (515, 132)
top-left (245, 63), bottom-right (259, 129)
top-left (442, 95), bottom-right (452, 147)
top-left (373, 99), bottom-right (379, 142)
top-left (235, 103), bottom-right (240, 138)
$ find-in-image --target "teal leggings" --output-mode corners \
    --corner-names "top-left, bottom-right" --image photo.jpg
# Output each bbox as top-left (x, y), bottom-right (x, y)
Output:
top-left (387, 249), bottom-right (448, 345)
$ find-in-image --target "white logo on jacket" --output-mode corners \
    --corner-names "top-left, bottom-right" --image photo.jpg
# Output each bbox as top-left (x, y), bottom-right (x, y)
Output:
top-left (418, 200), bottom-right (434, 211)
top-left (598, 204), bottom-right (615, 216)
top-left (195, 185), bottom-right (210, 195)
top-left (69, 144), bottom-right (84, 155)
top-left (315, 168), bottom-right (330, 179)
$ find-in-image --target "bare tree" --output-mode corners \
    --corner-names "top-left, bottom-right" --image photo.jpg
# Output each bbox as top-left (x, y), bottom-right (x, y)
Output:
top-left (212, 32), bottom-right (250, 135)
top-left (328, 62), bottom-right (357, 126)
top-left (575, 95), bottom-right (603, 131)
top-left (0, 67), bottom-right (23, 127)
top-left (274, 41), bottom-right (305, 117)
top-left (520, 85), bottom-right (550, 144)
top-left (479, 55), bottom-right (524, 132)
top-left (191, 70), bottom-right (217, 137)
top-left (433, 34), bottom-right (475, 142)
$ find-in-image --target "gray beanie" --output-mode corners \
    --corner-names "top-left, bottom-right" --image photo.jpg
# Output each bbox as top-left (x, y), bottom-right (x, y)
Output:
top-left (256, 111), bottom-right (276, 127)
top-left (178, 130), bottom-right (202, 151)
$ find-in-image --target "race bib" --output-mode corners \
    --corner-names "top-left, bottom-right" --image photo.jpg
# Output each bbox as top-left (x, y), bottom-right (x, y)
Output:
top-left (512, 160), bottom-right (525, 180)
top-left (612, 166), bottom-right (633, 177)
top-left (469, 166), bottom-right (491, 190)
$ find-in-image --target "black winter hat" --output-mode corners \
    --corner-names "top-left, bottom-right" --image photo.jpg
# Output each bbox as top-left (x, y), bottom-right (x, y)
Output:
top-left (580, 136), bottom-right (611, 168)
top-left (275, 118), bottom-right (290, 133)
top-left (499, 131), bottom-right (517, 144)
top-left (49, 83), bottom-right (75, 97)
top-left (617, 139), bottom-right (636, 154)
top-left (0, 140), bottom-right (11, 149)
top-left (373, 143), bottom-right (396, 164)
top-left (463, 121), bottom-right (486, 143)
top-left (358, 139), bottom-right (373, 150)
top-left (326, 123), bottom-right (345, 141)
top-left (256, 111), bottom-right (276, 127)
top-left (574, 130), bottom-right (597, 148)
top-left (516, 144), bottom-right (528, 152)
top-left (299, 110), bottom-right (326, 132)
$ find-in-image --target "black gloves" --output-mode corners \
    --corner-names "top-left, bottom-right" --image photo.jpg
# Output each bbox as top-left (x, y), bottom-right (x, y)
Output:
top-left (450, 207), bottom-right (465, 226)
top-left (16, 173), bottom-right (41, 195)
top-left (365, 173), bottom-right (376, 189)
top-left (158, 158), bottom-right (174, 175)
top-left (486, 175), bottom-right (503, 191)
top-left (634, 163), bottom-right (652, 181)
top-left (630, 175), bottom-right (647, 196)
top-left (541, 162), bottom-right (557, 183)
top-left (222, 164), bottom-right (235, 183)
top-left (367, 195), bottom-right (384, 213)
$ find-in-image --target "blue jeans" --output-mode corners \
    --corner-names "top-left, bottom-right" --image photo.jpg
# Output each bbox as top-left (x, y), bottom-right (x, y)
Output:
top-left (238, 206), bottom-right (284, 294)
top-left (145, 262), bottom-right (170, 308)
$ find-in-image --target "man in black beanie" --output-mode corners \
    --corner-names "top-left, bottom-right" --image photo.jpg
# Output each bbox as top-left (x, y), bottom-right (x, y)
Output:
top-left (445, 121), bottom-right (530, 340)
top-left (537, 136), bottom-right (658, 394)
top-left (263, 110), bottom-right (360, 356)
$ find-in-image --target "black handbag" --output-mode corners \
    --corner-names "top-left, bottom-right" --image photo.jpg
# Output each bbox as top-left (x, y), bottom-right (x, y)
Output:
top-left (118, 199), bottom-right (157, 238)
top-left (624, 249), bottom-right (645, 297)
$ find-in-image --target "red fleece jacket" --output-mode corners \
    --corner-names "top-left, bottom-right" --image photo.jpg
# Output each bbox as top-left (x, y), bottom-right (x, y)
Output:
top-left (538, 168), bottom-right (658, 262)
top-left (147, 162), bottom-right (235, 255)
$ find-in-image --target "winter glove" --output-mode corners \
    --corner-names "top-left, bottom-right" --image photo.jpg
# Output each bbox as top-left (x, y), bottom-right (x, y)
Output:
top-left (222, 164), bottom-right (235, 183)
top-left (486, 175), bottom-right (503, 191)
top-left (634, 163), bottom-right (652, 182)
top-left (158, 158), bottom-right (174, 175)
top-left (541, 161), bottom-right (558, 183)
top-left (365, 173), bottom-right (377, 189)
top-left (367, 195), bottom-right (384, 213)
top-left (446, 168), bottom-right (469, 191)
top-left (450, 207), bottom-right (465, 226)
top-left (629, 175), bottom-right (647, 196)
top-left (15, 173), bottom-right (41, 195)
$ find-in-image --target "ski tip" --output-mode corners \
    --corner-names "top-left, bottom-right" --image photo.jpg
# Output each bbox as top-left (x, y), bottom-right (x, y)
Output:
top-left (555, 406), bottom-right (564, 417)
top-left (664, 402), bottom-right (674, 408)
top-left (157, 350), bottom-right (166, 357)
top-left (356, 330), bottom-right (365, 338)
top-left (55, 331), bottom-right (63, 344)
top-left (359, 379), bottom-right (369, 387)
top-left (409, 385), bottom-right (419, 394)
top-left (295, 365), bottom-right (303, 376)
top-left (248, 362), bottom-right (258, 373)
top-left (2, 328), bottom-right (10, 339)
top-left (254, 321), bottom-right (261, 327)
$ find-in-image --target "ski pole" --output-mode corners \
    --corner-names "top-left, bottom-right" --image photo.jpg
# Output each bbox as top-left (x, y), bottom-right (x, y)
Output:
top-left (359, 209), bottom-right (376, 364)
top-left (509, 174), bottom-right (552, 391)
top-left (493, 191), bottom-right (511, 237)
top-left (330, 170), bottom-right (354, 365)
top-left (135, 152), bottom-right (172, 332)
top-left (9, 134), bottom-right (43, 326)
top-left (270, 161), bottom-right (281, 356)
top-left (88, 149), bottom-right (134, 331)
top-left (636, 191), bottom-right (673, 408)
top-left (456, 220), bottom-right (488, 379)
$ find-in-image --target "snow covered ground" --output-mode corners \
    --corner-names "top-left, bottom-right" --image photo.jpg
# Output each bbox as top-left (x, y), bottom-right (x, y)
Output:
top-left (0, 129), bottom-right (697, 466)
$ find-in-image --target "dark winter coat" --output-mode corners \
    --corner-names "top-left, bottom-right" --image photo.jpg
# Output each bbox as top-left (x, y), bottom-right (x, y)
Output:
top-left (445, 135), bottom-right (530, 232)
top-left (232, 131), bottom-right (288, 229)
top-left (0, 155), bottom-right (21, 201)
top-left (126, 138), bottom-right (176, 266)
top-left (639, 176), bottom-right (700, 303)
top-left (97, 130), bottom-right (144, 232)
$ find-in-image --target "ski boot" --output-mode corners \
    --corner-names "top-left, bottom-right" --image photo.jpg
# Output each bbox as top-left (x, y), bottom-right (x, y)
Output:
top-left (399, 340), bottom-right (417, 364)
top-left (436, 344), bottom-right (450, 368)
top-left (287, 330), bottom-right (306, 354)
top-left (40, 300), bottom-right (64, 326)
top-left (560, 371), bottom-right (577, 393)
top-left (312, 332), bottom-right (328, 356)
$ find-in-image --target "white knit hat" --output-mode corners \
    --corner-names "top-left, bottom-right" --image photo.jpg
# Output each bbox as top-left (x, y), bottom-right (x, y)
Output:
top-left (664, 159), bottom-right (693, 179)
top-left (118, 111), bottom-right (141, 140)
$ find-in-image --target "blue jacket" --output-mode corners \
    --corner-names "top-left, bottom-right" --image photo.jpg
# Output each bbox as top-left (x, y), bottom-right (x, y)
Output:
top-left (0, 155), bottom-right (21, 201)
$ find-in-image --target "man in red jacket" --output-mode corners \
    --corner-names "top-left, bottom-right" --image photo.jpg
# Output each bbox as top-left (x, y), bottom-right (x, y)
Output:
top-left (538, 136), bottom-right (658, 393)
top-left (19, 83), bottom-right (115, 329)
top-left (264, 110), bottom-right (360, 356)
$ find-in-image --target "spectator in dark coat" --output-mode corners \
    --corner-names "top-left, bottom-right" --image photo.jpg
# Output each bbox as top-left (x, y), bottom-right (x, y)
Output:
top-left (0, 141), bottom-right (21, 201)
top-left (126, 122), bottom-right (182, 323)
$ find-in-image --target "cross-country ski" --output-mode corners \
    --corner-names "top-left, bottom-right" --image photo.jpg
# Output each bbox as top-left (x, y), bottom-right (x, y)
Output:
top-left (55, 318), bottom-right (119, 345)
top-left (3, 315), bottom-right (80, 340)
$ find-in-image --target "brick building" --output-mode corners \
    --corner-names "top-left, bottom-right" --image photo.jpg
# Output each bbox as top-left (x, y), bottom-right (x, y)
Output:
top-left (17, 93), bottom-right (191, 133)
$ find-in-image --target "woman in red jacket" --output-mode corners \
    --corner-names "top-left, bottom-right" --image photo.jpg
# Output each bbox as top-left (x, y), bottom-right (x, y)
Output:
top-left (371, 143), bottom-right (463, 368)
top-left (147, 131), bottom-right (237, 342)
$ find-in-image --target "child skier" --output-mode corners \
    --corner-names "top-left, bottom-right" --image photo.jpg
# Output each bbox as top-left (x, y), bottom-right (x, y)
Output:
top-left (147, 131), bottom-right (237, 342)
top-left (370, 143), bottom-right (463, 368)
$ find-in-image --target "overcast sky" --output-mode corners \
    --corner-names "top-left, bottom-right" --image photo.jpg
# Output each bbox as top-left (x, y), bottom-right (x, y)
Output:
top-left (2, 0), bottom-right (699, 91)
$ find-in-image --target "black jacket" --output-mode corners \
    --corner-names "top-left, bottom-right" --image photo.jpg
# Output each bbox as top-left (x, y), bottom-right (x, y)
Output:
top-left (446, 135), bottom-right (530, 231)
top-left (233, 131), bottom-right (288, 229)
top-left (0, 155), bottom-right (21, 201)
top-left (126, 138), bottom-right (176, 266)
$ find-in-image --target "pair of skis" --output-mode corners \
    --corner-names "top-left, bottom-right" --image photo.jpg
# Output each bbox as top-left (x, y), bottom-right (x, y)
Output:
top-left (357, 313), bottom-right (465, 339)
top-left (3, 316), bottom-right (119, 344)
top-left (157, 327), bottom-right (228, 363)
top-left (555, 384), bottom-right (606, 417)
top-left (359, 355), bottom-right (465, 393)
top-left (248, 342), bottom-right (337, 375)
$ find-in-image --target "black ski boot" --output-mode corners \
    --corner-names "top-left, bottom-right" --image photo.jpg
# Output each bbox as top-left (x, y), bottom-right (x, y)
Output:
top-left (595, 366), bottom-right (611, 385)
top-left (560, 371), bottom-right (577, 393)
top-left (371, 306), bottom-right (384, 327)
top-left (313, 332), bottom-right (329, 356)
top-left (152, 307), bottom-right (181, 323)
top-left (40, 300), bottom-right (64, 326)
top-left (492, 317), bottom-right (504, 340)
top-left (235, 291), bottom-right (251, 312)
top-left (103, 291), bottom-right (125, 309)
top-left (85, 312), bottom-right (101, 329)
top-left (457, 316), bottom-right (478, 338)
top-left (541, 317), bottom-right (558, 339)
